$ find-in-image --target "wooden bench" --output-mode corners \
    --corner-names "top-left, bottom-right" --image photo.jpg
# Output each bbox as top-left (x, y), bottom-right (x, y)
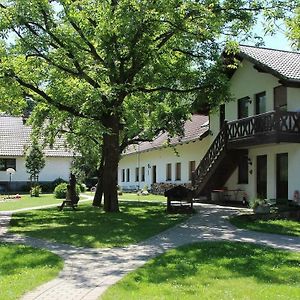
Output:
top-left (164, 185), bottom-right (194, 213)
top-left (58, 200), bottom-right (77, 211)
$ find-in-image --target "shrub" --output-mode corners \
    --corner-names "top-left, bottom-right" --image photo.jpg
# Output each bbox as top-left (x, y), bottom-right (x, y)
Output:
top-left (54, 183), bottom-right (68, 199)
top-left (249, 198), bottom-right (269, 209)
top-left (39, 182), bottom-right (53, 193)
top-left (54, 183), bottom-right (81, 199)
top-left (30, 185), bottom-right (41, 197)
top-left (79, 183), bottom-right (87, 193)
top-left (52, 178), bottom-right (67, 188)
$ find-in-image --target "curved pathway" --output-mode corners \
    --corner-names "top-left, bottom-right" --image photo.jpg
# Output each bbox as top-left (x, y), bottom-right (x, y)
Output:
top-left (1, 203), bottom-right (300, 300)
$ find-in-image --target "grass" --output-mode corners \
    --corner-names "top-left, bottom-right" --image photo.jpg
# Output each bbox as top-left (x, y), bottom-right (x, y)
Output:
top-left (102, 241), bottom-right (300, 300)
top-left (82, 192), bottom-right (166, 202)
top-left (0, 194), bottom-right (63, 211)
top-left (230, 215), bottom-right (300, 237)
top-left (9, 201), bottom-right (188, 248)
top-left (0, 242), bottom-right (63, 300)
top-left (119, 193), bottom-right (166, 202)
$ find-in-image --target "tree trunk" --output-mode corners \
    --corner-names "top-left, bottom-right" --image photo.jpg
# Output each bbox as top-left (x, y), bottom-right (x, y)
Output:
top-left (69, 173), bottom-right (78, 205)
top-left (102, 115), bottom-right (120, 212)
top-left (92, 158), bottom-right (104, 207)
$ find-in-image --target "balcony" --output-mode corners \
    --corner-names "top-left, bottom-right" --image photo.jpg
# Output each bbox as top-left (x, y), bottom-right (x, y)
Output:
top-left (227, 110), bottom-right (300, 148)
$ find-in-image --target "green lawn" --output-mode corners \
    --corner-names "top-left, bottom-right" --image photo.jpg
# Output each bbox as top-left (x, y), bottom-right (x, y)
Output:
top-left (0, 194), bottom-right (63, 211)
top-left (102, 241), bottom-right (300, 300)
top-left (0, 243), bottom-right (63, 300)
top-left (230, 215), bottom-right (300, 237)
top-left (9, 201), bottom-right (188, 248)
top-left (119, 193), bottom-right (166, 202)
top-left (83, 192), bottom-right (166, 202)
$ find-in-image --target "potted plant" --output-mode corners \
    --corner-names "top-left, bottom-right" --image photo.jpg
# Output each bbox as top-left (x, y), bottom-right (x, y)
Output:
top-left (250, 198), bottom-right (270, 214)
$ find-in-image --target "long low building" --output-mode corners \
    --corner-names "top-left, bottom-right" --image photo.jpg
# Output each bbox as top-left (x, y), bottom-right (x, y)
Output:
top-left (118, 114), bottom-right (210, 193)
top-left (0, 116), bottom-right (73, 192)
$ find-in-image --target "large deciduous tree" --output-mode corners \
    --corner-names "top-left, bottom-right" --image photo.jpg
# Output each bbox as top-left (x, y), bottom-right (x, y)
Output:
top-left (0, 0), bottom-right (296, 211)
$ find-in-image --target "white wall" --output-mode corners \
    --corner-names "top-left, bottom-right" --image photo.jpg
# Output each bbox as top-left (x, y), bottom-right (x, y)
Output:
top-left (210, 59), bottom-right (300, 136)
top-left (118, 138), bottom-right (210, 190)
top-left (0, 156), bottom-right (72, 182)
top-left (224, 144), bottom-right (300, 201)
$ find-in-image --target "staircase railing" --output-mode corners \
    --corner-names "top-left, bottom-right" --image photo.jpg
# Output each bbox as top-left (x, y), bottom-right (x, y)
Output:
top-left (192, 123), bottom-right (227, 187)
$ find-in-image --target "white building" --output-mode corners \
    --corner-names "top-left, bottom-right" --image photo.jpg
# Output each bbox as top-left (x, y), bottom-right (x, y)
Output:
top-left (203, 45), bottom-right (300, 202)
top-left (119, 115), bottom-right (210, 192)
top-left (119, 45), bottom-right (300, 202)
top-left (0, 116), bottom-right (73, 192)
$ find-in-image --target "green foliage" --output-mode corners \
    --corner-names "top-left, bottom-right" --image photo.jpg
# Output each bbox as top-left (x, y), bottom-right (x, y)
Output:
top-left (30, 185), bottom-right (41, 197)
top-left (103, 241), bottom-right (300, 300)
top-left (9, 202), bottom-right (187, 248)
top-left (0, 243), bottom-right (63, 300)
top-left (54, 183), bottom-right (68, 199)
top-left (54, 182), bottom-right (80, 199)
top-left (25, 140), bottom-right (45, 183)
top-left (249, 198), bottom-right (269, 209)
top-left (79, 183), bottom-right (87, 193)
top-left (0, 0), bottom-right (291, 143)
top-left (287, 7), bottom-right (300, 49)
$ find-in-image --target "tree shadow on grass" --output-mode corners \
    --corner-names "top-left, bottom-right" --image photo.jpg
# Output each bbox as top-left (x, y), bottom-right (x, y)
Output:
top-left (128, 241), bottom-right (300, 287)
top-left (8, 202), bottom-right (187, 248)
top-left (231, 215), bottom-right (300, 237)
top-left (0, 242), bottom-right (62, 276)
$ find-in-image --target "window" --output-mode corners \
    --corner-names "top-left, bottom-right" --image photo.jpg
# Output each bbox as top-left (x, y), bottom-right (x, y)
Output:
top-left (135, 167), bottom-right (139, 182)
top-left (0, 158), bottom-right (16, 171)
top-left (238, 97), bottom-right (250, 119)
top-left (166, 163), bottom-right (172, 181)
top-left (175, 162), bottom-right (181, 181)
top-left (189, 161), bottom-right (196, 181)
top-left (238, 155), bottom-right (248, 184)
top-left (152, 165), bottom-right (157, 184)
top-left (126, 168), bottom-right (130, 182)
top-left (121, 169), bottom-right (125, 182)
top-left (274, 86), bottom-right (287, 111)
top-left (141, 167), bottom-right (145, 182)
top-left (255, 92), bottom-right (266, 114)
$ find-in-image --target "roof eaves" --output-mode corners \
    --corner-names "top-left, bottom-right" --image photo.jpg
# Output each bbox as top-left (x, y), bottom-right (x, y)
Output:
top-left (122, 128), bottom-right (209, 157)
top-left (237, 52), bottom-right (288, 82)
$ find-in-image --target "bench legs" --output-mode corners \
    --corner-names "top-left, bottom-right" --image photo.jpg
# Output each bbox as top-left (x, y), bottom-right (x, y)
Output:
top-left (58, 200), bottom-right (77, 211)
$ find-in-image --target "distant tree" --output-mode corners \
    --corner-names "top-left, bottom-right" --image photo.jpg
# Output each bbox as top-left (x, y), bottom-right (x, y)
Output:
top-left (25, 140), bottom-right (46, 192)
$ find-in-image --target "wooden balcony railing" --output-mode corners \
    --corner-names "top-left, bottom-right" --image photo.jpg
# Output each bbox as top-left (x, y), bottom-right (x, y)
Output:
top-left (227, 110), bottom-right (300, 141)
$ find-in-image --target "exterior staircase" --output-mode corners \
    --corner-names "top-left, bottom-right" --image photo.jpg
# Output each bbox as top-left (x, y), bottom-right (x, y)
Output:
top-left (192, 109), bottom-right (300, 198)
top-left (192, 123), bottom-right (245, 197)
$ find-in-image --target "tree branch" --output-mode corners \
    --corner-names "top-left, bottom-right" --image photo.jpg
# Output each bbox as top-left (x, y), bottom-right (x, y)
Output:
top-left (13, 75), bottom-right (101, 121)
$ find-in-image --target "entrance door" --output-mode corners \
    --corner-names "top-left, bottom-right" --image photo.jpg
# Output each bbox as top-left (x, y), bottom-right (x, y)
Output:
top-left (152, 165), bottom-right (157, 184)
top-left (276, 153), bottom-right (288, 199)
top-left (257, 155), bottom-right (267, 198)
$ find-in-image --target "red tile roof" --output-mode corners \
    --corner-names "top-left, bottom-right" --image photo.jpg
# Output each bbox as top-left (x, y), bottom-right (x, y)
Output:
top-left (123, 114), bottom-right (209, 156)
top-left (0, 116), bottom-right (74, 157)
